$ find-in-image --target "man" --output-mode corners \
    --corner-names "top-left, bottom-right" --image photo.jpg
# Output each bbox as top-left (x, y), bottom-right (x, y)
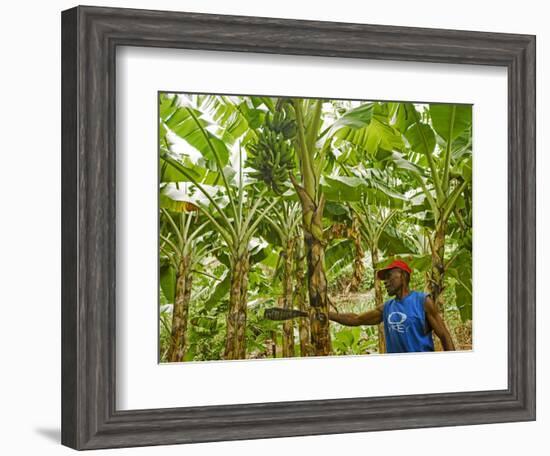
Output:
top-left (328, 259), bottom-right (455, 353)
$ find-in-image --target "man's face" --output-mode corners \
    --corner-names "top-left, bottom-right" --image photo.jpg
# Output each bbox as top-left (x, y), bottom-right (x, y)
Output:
top-left (383, 268), bottom-right (405, 296)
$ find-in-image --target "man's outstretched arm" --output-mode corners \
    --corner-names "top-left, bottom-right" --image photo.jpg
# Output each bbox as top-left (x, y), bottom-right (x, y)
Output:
top-left (424, 295), bottom-right (455, 351)
top-left (328, 305), bottom-right (384, 326)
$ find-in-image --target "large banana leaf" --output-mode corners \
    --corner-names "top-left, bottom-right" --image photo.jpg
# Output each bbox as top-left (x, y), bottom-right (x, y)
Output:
top-left (324, 201), bottom-right (349, 217)
top-left (334, 118), bottom-right (404, 159)
top-left (392, 103), bottom-right (418, 133)
top-left (159, 154), bottom-right (236, 188)
top-left (445, 248), bottom-right (472, 322)
top-left (160, 264), bottom-right (177, 304)
top-left (405, 122), bottom-right (436, 155)
top-left (325, 239), bottom-right (355, 277)
top-left (377, 226), bottom-right (419, 256)
top-left (159, 194), bottom-right (200, 213)
top-left (249, 96), bottom-right (275, 111)
top-left (159, 156), bottom-right (201, 183)
top-left (386, 151), bottom-right (426, 176)
top-left (196, 95), bottom-right (250, 145)
top-left (429, 104), bottom-right (472, 142)
top-left (204, 270), bottom-right (231, 310)
top-left (454, 157), bottom-right (472, 184)
top-left (160, 182), bottom-right (230, 210)
top-left (328, 103), bottom-right (375, 132)
top-left (159, 94), bottom-right (230, 167)
top-left (328, 102), bottom-right (404, 159)
top-left (321, 174), bottom-right (406, 208)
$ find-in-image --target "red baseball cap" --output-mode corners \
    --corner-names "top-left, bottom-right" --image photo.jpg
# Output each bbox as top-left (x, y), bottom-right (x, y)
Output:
top-left (376, 259), bottom-right (412, 280)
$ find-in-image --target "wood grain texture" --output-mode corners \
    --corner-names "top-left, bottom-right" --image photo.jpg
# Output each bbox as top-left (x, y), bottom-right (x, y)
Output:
top-left (61, 5), bottom-right (536, 450)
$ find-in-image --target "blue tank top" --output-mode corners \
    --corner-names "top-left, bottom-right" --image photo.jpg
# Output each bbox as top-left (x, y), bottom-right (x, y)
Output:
top-left (382, 291), bottom-right (434, 353)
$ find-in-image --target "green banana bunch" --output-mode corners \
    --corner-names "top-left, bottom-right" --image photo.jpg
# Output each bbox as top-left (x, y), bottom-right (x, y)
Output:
top-left (246, 109), bottom-right (297, 194)
top-left (265, 111), bottom-right (297, 140)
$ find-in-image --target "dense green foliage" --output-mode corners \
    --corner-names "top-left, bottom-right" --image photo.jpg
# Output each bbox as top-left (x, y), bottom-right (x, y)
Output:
top-left (159, 94), bottom-right (473, 361)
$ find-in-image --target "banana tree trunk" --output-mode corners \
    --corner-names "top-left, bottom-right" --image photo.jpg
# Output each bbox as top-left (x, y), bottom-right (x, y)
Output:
top-left (371, 247), bottom-right (386, 354)
top-left (224, 253), bottom-right (250, 360)
top-left (350, 215), bottom-right (365, 293)
top-left (282, 238), bottom-right (296, 357)
top-left (167, 255), bottom-right (193, 362)
top-left (294, 235), bottom-right (311, 356)
top-left (430, 221), bottom-right (447, 316)
top-left (306, 231), bottom-right (331, 356)
top-left (290, 176), bottom-right (331, 356)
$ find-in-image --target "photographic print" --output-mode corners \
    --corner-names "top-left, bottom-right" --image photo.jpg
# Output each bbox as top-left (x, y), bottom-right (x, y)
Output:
top-left (158, 93), bottom-right (472, 362)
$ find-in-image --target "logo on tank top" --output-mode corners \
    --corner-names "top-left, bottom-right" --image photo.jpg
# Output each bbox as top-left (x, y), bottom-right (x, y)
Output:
top-left (387, 311), bottom-right (408, 333)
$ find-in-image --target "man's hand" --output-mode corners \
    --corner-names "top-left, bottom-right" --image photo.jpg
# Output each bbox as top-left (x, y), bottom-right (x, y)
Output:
top-left (328, 304), bottom-right (384, 327)
top-left (424, 295), bottom-right (456, 351)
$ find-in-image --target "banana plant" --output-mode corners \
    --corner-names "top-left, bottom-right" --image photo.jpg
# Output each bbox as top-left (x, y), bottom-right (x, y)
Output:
top-left (328, 142), bottom-right (412, 353)
top-left (244, 100), bottom-right (322, 356)
top-left (264, 201), bottom-right (302, 357)
top-left (392, 103), bottom-right (472, 313)
top-left (159, 208), bottom-right (210, 362)
top-left (352, 202), bottom-right (399, 354)
top-left (159, 93), bottom-right (279, 360)
top-left (287, 98), bottom-right (333, 356)
top-left (334, 101), bottom-right (472, 316)
top-left (287, 99), bottom-right (405, 355)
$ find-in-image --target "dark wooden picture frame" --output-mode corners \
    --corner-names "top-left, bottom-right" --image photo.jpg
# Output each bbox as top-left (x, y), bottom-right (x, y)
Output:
top-left (61, 5), bottom-right (536, 450)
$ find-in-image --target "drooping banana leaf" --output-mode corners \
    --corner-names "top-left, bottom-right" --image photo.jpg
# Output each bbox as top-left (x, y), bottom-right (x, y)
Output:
top-left (159, 94), bottom-right (230, 167)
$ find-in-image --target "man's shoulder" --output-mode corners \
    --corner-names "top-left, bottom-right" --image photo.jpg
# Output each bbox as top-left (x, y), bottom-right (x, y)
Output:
top-left (424, 293), bottom-right (435, 308)
top-left (411, 291), bottom-right (432, 309)
top-left (420, 291), bottom-right (434, 301)
top-left (412, 290), bottom-right (431, 301)
top-left (379, 299), bottom-right (391, 312)
top-left (421, 292), bottom-right (437, 312)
